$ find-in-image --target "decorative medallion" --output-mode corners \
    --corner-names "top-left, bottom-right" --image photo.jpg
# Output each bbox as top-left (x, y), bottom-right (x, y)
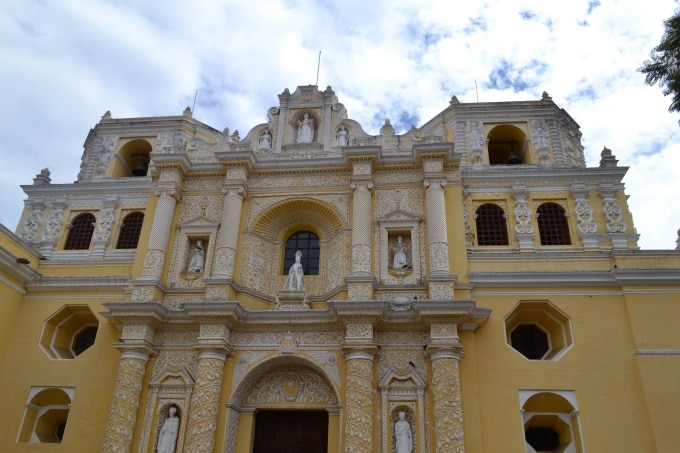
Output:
top-left (279, 371), bottom-right (304, 401)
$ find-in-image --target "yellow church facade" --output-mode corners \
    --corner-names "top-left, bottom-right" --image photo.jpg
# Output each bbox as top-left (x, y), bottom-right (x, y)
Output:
top-left (1, 85), bottom-right (679, 452)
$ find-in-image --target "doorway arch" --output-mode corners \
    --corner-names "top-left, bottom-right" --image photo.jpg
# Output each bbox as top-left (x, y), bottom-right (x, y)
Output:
top-left (224, 354), bottom-right (342, 453)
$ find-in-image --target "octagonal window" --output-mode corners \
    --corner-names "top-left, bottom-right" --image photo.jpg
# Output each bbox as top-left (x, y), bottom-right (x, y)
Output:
top-left (39, 305), bottom-right (99, 359)
top-left (525, 426), bottom-right (559, 451)
top-left (510, 324), bottom-right (550, 360)
top-left (505, 301), bottom-right (573, 361)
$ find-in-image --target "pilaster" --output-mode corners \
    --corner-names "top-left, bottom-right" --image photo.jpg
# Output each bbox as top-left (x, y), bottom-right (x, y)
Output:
top-left (426, 322), bottom-right (465, 453)
top-left (134, 167), bottom-right (183, 301)
top-left (207, 164), bottom-right (248, 300)
top-left (101, 321), bottom-right (157, 452)
top-left (347, 157), bottom-right (375, 299)
top-left (184, 322), bottom-right (233, 452)
top-left (342, 321), bottom-right (378, 453)
top-left (511, 185), bottom-right (535, 252)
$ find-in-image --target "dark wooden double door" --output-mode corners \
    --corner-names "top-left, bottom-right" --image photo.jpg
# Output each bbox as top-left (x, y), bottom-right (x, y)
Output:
top-left (252, 410), bottom-right (328, 453)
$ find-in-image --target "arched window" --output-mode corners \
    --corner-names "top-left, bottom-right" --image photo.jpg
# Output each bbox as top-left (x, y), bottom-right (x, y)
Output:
top-left (283, 231), bottom-right (319, 275)
top-left (64, 213), bottom-right (95, 250)
top-left (116, 212), bottom-right (144, 249)
top-left (519, 391), bottom-right (584, 453)
top-left (17, 387), bottom-right (73, 443)
top-left (475, 203), bottom-right (509, 246)
top-left (536, 203), bottom-right (571, 245)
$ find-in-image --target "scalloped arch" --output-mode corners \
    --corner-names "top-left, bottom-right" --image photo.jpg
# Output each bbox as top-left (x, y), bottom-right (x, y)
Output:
top-left (251, 198), bottom-right (345, 240)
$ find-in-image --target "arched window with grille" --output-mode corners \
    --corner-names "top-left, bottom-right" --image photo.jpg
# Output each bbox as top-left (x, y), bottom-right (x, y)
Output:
top-left (283, 231), bottom-right (319, 275)
top-left (536, 203), bottom-right (571, 245)
top-left (64, 213), bottom-right (96, 250)
top-left (116, 212), bottom-right (144, 249)
top-left (475, 203), bottom-right (509, 246)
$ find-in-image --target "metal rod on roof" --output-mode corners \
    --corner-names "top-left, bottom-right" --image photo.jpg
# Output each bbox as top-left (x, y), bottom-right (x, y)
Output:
top-left (316, 51), bottom-right (321, 86)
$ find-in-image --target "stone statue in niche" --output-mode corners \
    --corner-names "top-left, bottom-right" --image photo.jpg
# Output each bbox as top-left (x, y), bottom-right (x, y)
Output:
top-left (259, 131), bottom-right (272, 150)
top-left (394, 411), bottom-right (412, 453)
top-left (391, 236), bottom-right (411, 269)
top-left (157, 405), bottom-right (179, 453)
top-left (187, 240), bottom-right (205, 273)
top-left (297, 113), bottom-right (314, 143)
top-left (336, 125), bottom-right (349, 146)
top-left (284, 250), bottom-right (305, 291)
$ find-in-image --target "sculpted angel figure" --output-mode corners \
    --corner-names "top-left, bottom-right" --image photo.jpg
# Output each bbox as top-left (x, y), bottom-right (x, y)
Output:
top-left (297, 113), bottom-right (314, 143)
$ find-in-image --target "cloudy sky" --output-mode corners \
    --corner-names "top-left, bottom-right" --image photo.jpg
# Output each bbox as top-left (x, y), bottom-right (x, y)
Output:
top-left (1, 0), bottom-right (679, 249)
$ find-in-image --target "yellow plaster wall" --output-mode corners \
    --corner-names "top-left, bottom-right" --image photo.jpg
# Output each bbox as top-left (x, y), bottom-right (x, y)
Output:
top-left (466, 292), bottom-right (656, 452)
top-left (0, 295), bottom-right (120, 451)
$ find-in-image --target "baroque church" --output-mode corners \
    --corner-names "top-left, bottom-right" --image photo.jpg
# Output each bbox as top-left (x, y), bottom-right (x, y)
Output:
top-left (1, 85), bottom-right (679, 453)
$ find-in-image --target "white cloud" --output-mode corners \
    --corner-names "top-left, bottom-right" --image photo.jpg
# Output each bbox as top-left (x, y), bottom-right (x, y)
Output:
top-left (1, 0), bottom-right (678, 248)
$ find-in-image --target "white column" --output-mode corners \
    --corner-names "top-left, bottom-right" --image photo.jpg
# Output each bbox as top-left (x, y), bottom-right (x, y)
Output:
top-left (424, 180), bottom-right (450, 274)
top-left (350, 181), bottom-right (373, 275)
top-left (212, 187), bottom-right (245, 278)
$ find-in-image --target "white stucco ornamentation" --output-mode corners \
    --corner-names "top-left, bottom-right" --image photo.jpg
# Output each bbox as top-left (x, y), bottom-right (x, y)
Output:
top-left (20, 204), bottom-right (43, 242)
top-left (42, 203), bottom-right (65, 242)
top-left (575, 200), bottom-right (597, 233)
top-left (344, 355), bottom-right (375, 452)
top-left (513, 199), bottom-right (534, 234)
top-left (102, 351), bottom-right (151, 452)
top-left (604, 200), bottom-right (627, 233)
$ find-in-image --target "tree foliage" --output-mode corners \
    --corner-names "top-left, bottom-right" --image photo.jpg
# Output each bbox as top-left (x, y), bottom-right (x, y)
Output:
top-left (640, 9), bottom-right (680, 117)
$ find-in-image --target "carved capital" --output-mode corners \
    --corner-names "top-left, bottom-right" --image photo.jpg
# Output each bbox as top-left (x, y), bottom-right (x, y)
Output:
top-left (350, 181), bottom-right (374, 191)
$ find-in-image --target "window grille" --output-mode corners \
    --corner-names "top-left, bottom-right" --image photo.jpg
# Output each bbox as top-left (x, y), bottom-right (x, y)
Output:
top-left (475, 204), bottom-right (509, 246)
top-left (116, 212), bottom-right (144, 249)
top-left (64, 214), bottom-right (95, 250)
top-left (537, 203), bottom-right (571, 245)
top-left (283, 231), bottom-right (319, 275)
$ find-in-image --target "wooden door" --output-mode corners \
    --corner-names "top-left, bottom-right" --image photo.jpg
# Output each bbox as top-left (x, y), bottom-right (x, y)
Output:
top-left (252, 410), bottom-right (328, 453)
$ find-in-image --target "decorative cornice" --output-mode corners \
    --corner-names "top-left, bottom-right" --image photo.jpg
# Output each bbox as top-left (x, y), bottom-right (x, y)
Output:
top-left (26, 275), bottom-right (130, 292)
top-left (470, 269), bottom-right (680, 287)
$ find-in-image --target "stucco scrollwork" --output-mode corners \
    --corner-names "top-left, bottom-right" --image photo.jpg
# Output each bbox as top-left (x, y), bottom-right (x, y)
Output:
top-left (345, 357), bottom-right (374, 452)
top-left (42, 207), bottom-right (64, 242)
top-left (242, 366), bottom-right (337, 406)
top-left (604, 200), bottom-right (627, 233)
top-left (513, 200), bottom-right (534, 234)
top-left (20, 207), bottom-right (43, 242)
top-left (575, 200), bottom-right (597, 233)
top-left (431, 356), bottom-right (465, 452)
top-left (102, 354), bottom-right (149, 451)
top-left (152, 350), bottom-right (199, 381)
top-left (94, 207), bottom-right (115, 241)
